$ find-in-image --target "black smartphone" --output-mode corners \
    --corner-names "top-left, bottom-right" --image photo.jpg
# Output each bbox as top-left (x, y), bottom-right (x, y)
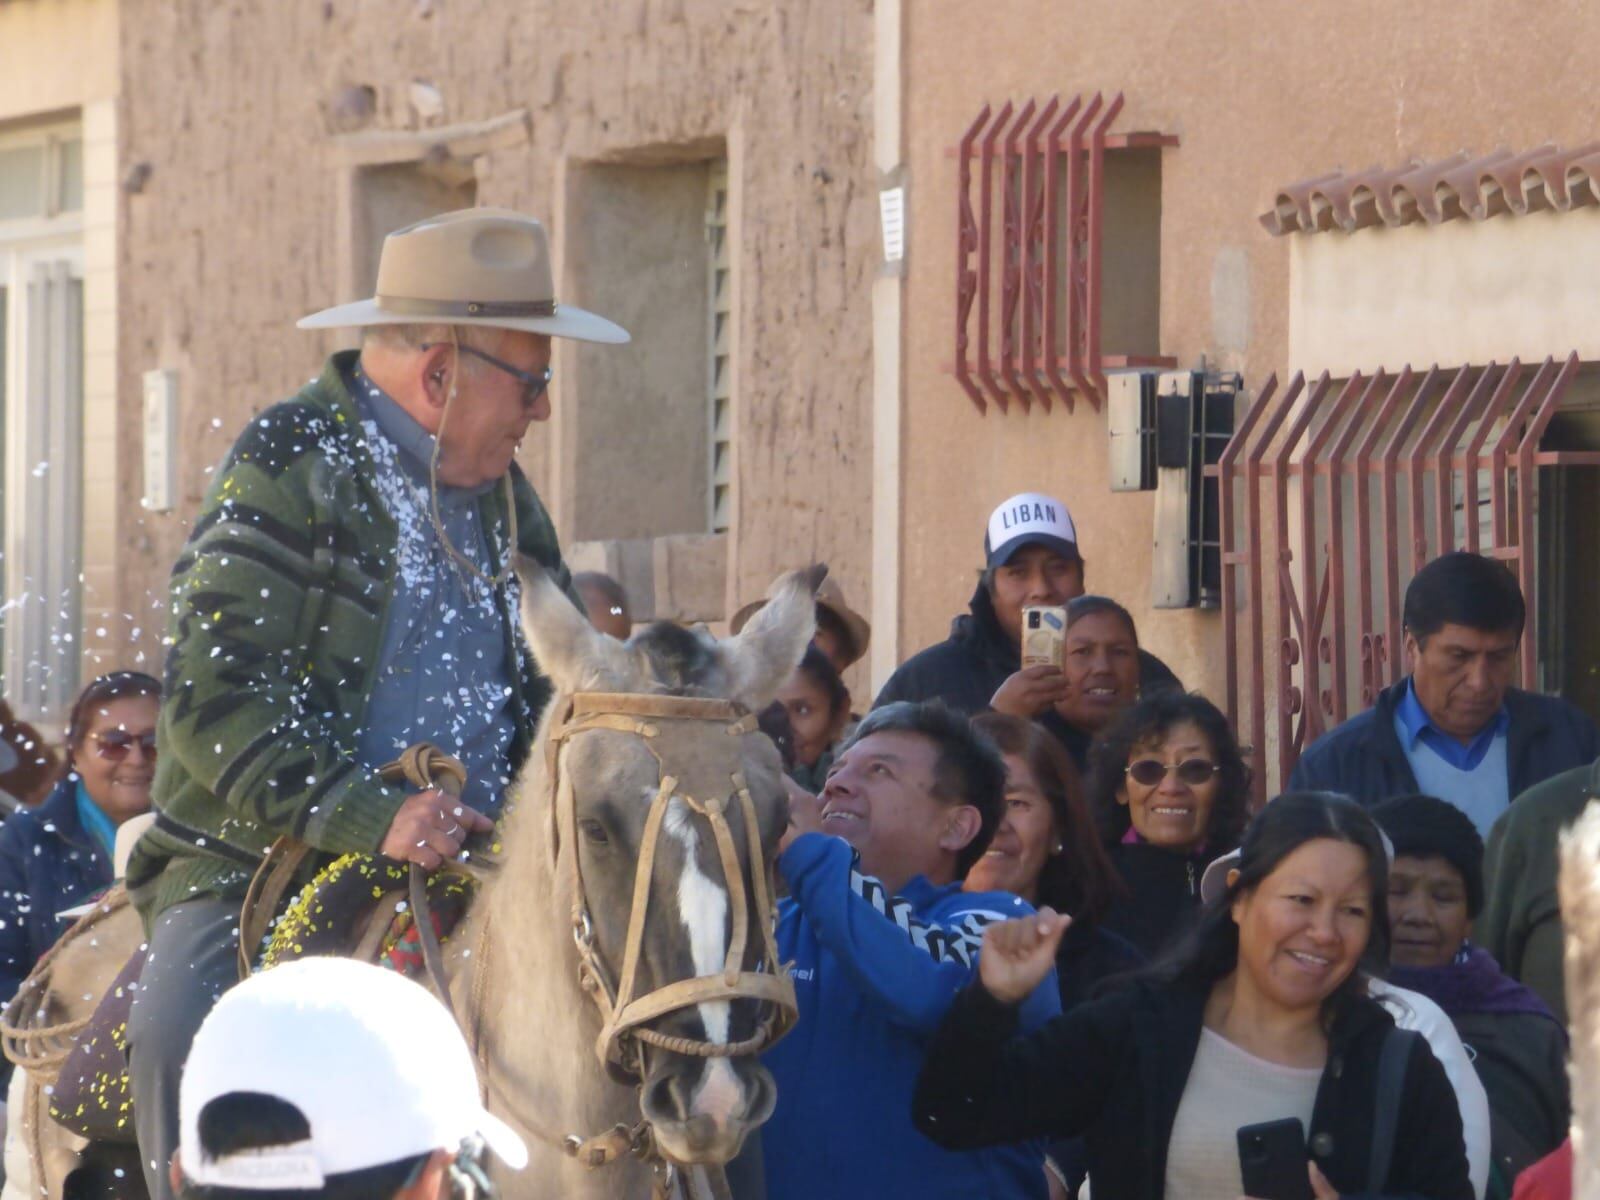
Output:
top-left (1237, 1118), bottom-right (1313, 1200)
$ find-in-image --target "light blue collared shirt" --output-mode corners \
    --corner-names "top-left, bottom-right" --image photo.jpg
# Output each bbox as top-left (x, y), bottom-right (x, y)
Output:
top-left (1395, 679), bottom-right (1510, 770)
top-left (1393, 679), bottom-right (1511, 837)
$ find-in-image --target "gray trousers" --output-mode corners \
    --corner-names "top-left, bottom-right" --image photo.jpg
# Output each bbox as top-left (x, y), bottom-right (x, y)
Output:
top-left (126, 898), bottom-right (242, 1200)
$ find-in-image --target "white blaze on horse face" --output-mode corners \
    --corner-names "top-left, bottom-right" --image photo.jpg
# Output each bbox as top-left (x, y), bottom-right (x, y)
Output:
top-left (662, 797), bottom-right (732, 1044)
top-left (661, 797), bottom-right (746, 1125)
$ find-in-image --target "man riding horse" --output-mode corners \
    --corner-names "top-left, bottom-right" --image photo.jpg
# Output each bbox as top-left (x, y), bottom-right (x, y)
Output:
top-left (124, 208), bottom-right (628, 1200)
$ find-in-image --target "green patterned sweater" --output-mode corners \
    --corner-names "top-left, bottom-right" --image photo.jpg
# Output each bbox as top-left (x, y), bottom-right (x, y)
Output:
top-left (126, 351), bottom-right (575, 924)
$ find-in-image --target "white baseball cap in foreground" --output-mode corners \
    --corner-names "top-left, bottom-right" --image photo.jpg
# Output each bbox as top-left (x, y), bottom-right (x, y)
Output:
top-left (179, 957), bottom-right (527, 1190)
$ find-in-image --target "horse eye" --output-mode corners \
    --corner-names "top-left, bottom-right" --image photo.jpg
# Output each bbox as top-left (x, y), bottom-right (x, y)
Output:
top-left (578, 818), bottom-right (610, 845)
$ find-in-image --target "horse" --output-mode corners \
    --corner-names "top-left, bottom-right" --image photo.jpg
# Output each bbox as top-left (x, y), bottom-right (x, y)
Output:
top-left (442, 560), bottom-right (818, 1198)
top-left (2, 561), bottom-right (818, 1200)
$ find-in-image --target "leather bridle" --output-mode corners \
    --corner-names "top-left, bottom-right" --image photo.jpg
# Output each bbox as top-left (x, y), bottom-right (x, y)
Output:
top-left (543, 691), bottom-right (797, 1082)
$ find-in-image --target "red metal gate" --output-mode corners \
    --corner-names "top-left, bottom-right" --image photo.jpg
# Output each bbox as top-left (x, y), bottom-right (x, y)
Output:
top-left (1213, 355), bottom-right (1600, 798)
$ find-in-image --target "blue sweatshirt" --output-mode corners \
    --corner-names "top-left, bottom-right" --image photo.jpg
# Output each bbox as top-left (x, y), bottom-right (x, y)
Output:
top-left (762, 833), bottom-right (1059, 1200)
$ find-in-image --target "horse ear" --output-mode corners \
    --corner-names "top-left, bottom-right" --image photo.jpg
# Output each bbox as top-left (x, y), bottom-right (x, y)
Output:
top-left (517, 559), bottom-right (637, 694)
top-left (721, 564), bottom-right (825, 709)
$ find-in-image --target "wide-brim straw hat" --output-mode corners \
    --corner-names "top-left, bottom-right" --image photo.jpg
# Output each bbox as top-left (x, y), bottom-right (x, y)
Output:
top-left (297, 207), bottom-right (629, 344)
top-left (732, 573), bottom-right (871, 669)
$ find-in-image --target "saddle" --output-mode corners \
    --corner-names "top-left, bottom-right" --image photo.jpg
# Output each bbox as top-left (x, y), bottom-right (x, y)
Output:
top-left (6, 745), bottom-right (487, 1153)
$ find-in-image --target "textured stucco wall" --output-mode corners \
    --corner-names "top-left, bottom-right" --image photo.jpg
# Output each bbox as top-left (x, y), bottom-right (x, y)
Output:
top-left (897, 0), bottom-right (1600, 704)
top-left (114, 0), bottom-right (876, 677)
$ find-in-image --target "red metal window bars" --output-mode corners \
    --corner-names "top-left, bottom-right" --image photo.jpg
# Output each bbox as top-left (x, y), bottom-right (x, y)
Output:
top-left (951, 93), bottom-right (1177, 414)
top-left (1212, 356), bottom-right (1600, 800)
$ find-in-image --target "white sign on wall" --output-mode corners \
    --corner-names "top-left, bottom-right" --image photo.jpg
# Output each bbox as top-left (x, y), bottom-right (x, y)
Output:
top-left (142, 368), bottom-right (178, 513)
top-left (879, 185), bottom-right (906, 264)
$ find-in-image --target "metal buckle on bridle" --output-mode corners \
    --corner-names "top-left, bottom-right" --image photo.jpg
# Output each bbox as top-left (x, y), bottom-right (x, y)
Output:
top-left (545, 691), bottom-right (799, 1083)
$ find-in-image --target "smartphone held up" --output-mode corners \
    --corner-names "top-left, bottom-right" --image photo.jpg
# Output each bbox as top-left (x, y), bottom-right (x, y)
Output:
top-left (1020, 605), bottom-right (1067, 670)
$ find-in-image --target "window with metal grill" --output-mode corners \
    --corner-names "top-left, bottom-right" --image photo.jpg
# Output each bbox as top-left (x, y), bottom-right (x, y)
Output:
top-left (950, 93), bottom-right (1176, 413)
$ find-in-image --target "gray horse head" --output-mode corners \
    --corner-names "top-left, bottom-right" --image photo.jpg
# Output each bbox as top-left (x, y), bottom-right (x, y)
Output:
top-left (516, 562), bottom-right (821, 1165)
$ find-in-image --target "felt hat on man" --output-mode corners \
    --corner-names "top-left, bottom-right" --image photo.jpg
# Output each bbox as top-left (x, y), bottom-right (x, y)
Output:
top-left (298, 207), bottom-right (629, 344)
top-left (731, 573), bottom-right (872, 669)
top-left (984, 492), bottom-right (1081, 567)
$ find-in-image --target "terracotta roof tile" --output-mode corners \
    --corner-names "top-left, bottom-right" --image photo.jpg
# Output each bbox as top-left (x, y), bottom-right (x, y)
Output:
top-left (1261, 143), bottom-right (1600, 234)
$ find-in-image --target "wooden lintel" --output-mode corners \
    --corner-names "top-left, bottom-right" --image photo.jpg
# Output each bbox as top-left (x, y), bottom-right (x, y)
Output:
top-left (330, 108), bottom-right (531, 167)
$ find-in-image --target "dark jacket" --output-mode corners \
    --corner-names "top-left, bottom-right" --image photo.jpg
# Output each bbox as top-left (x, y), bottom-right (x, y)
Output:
top-left (1054, 920), bottom-right (1143, 1011)
top-left (0, 777), bottom-right (113, 1004)
top-left (913, 980), bottom-right (1473, 1200)
top-left (1288, 679), bottom-right (1599, 807)
top-left (872, 584), bottom-right (1180, 715)
top-left (1046, 923), bottom-right (1145, 1196)
top-left (128, 353), bottom-right (576, 923)
top-left (1036, 710), bottom-right (1093, 774)
top-left (1480, 760), bottom-right (1598, 1025)
top-left (1098, 842), bottom-right (1211, 959)
top-left (1454, 1009), bottom-right (1570, 1188)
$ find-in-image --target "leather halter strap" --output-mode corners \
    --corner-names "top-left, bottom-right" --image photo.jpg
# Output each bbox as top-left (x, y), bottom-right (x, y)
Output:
top-left (543, 691), bottom-right (797, 1078)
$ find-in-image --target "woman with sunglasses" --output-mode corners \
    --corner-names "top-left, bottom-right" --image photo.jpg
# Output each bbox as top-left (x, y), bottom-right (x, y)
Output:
top-left (0, 671), bottom-right (160, 1009)
top-left (913, 792), bottom-right (1473, 1200)
top-left (1091, 691), bottom-right (1250, 958)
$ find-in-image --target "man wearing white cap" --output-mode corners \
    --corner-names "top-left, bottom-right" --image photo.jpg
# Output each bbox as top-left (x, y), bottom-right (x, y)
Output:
top-left (173, 957), bottom-right (526, 1200)
top-left (126, 208), bottom-right (627, 1200)
top-left (874, 492), bottom-right (1179, 715)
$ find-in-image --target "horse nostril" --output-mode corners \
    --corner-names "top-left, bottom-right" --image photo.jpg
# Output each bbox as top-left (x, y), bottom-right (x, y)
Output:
top-left (642, 1070), bottom-right (692, 1123)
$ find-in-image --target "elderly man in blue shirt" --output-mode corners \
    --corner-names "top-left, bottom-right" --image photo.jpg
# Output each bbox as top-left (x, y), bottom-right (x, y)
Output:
top-left (1290, 551), bottom-right (1598, 835)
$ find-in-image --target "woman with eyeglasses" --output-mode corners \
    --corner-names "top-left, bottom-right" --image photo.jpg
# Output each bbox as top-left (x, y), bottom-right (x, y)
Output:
top-left (0, 671), bottom-right (160, 1009)
top-left (1091, 691), bottom-right (1250, 958)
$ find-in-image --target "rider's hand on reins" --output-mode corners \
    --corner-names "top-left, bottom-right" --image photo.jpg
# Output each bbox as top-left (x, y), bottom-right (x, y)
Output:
top-left (380, 788), bottom-right (495, 870)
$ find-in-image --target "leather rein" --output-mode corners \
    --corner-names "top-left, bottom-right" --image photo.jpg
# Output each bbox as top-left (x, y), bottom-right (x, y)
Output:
top-left (542, 691), bottom-right (797, 1080)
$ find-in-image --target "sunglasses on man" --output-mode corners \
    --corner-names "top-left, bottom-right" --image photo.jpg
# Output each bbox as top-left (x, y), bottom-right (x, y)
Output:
top-left (421, 343), bottom-right (552, 409)
top-left (1124, 758), bottom-right (1220, 787)
top-left (92, 730), bottom-right (157, 762)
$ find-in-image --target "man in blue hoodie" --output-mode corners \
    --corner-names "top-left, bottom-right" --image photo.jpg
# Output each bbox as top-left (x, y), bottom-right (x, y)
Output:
top-left (761, 701), bottom-right (1059, 1199)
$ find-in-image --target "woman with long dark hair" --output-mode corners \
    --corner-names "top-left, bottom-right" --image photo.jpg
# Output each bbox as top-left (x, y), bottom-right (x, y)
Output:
top-left (967, 713), bottom-right (1140, 1010)
top-left (0, 671), bottom-right (161, 1005)
top-left (1091, 690), bottom-right (1251, 957)
top-left (913, 793), bottom-right (1472, 1200)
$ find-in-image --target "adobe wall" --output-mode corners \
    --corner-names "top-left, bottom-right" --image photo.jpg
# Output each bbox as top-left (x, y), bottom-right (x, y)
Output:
top-left (114, 0), bottom-right (876, 679)
top-left (897, 0), bottom-right (1600, 704)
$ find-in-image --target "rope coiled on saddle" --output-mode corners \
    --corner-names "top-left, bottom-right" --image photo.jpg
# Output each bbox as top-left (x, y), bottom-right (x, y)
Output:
top-left (0, 888), bottom-right (133, 1075)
